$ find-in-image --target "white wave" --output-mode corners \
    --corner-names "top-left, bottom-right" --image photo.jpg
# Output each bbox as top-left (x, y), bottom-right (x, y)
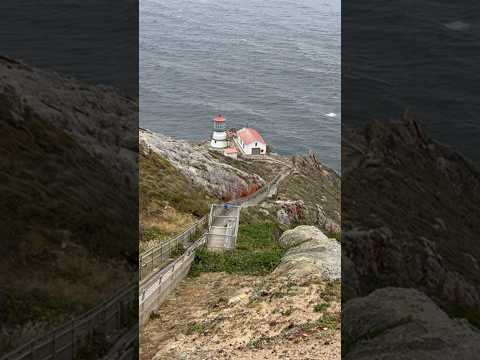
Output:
top-left (325, 112), bottom-right (337, 118)
top-left (445, 20), bottom-right (470, 31)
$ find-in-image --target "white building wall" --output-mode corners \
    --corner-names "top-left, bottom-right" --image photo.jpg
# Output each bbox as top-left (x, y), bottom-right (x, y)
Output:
top-left (244, 141), bottom-right (266, 155)
top-left (211, 131), bottom-right (227, 148)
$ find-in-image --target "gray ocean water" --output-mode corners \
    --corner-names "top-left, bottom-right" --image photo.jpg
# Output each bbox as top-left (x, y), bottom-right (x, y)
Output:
top-left (344, 1), bottom-right (480, 163)
top-left (140, 0), bottom-right (341, 172)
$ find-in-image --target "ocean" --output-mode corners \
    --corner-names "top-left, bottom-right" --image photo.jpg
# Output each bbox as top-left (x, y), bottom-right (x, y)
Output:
top-left (343, 1), bottom-right (480, 163)
top-left (140, 0), bottom-right (341, 172)
top-left (2, 1), bottom-right (476, 172)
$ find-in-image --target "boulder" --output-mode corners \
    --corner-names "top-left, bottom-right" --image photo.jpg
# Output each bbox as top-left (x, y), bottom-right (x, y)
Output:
top-left (274, 226), bottom-right (340, 281)
top-left (343, 287), bottom-right (480, 360)
top-left (278, 225), bottom-right (329, 248)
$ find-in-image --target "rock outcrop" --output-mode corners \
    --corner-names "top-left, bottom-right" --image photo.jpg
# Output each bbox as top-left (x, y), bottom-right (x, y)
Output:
top-left (0, 57), bottom-right (136, 355)
top-left (275, 225), bottom-right (340, 281)
top-left (140, 129), bottom-right (265, 199)
top-left (343, 288), bottom-right (480, 360)
top-left (279, 152), bottom-right (341, 236)
top-left (342, 118), bottom-right (480, 326)
top-left (0, 56), bottom-right (138, 188)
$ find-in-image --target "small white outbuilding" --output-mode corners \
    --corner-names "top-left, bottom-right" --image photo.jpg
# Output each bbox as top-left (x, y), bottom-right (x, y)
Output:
top-left (235, 128), bottom-right (267, 155)
top-left (223, 147), bottom-right (238, 159)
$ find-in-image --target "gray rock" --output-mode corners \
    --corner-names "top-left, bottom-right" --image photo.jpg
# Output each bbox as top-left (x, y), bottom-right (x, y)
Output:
top-left (274, 226), bottom-right (340, 281)
top-left (343, 287), bottom-right (480, 360)
top-left (0, 57), bottom-right (138, 190)
top-left (343, 228), bottom-right (480, 311)
top-left (278, 225), bottom-right (329, 248)
top-left (140, 129), bottom-right (265, 199)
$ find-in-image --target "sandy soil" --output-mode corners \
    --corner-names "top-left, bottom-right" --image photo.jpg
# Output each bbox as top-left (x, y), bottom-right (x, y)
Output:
top-left (140, 272), bottom-right (340, 360)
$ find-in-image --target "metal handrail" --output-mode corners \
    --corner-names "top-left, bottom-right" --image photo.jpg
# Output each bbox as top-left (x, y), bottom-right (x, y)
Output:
top-left (1, 280), bottom-right (137, 360)
top-left (139, 216), bottom-right (207, 280)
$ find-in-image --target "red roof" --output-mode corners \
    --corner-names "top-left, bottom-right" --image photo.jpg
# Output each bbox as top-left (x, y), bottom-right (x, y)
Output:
top-left (224, 147), bottom-right (238, 154)
top-left (213, 114), bottom-right (225, 122)
top-left (237, 128), bottom-right (266, 145)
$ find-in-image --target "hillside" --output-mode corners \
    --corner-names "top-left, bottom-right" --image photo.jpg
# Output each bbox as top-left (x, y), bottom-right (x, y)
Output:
top-left (0, 57), bottom-right (137, 354)
top-left (342, 117), bottom-right (480, 357)
top-left (139, 144), bottom-right (214, 251)
top-left (139, 129), bottom-right (342, 359)
top-left (139, 129), bottom-right (340, 240)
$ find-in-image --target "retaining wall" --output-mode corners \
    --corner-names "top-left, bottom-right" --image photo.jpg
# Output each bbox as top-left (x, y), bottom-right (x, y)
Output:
top-left (139, 236), bottom-right (206, 327)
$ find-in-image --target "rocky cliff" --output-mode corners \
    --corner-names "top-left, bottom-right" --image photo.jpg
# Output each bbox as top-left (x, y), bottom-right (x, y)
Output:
top-left (342, 117), bottom-right (480, 356)
top-left (343, 287), bottom-right (480, 359)
top-left (139, 128), bottom-right (341, 250)
top-left (140, 129), bottom-right (266, 200)
top-left (0, 57), bottom-right (137, 353)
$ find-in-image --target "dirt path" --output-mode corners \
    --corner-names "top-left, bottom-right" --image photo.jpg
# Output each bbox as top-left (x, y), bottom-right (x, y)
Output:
top-left (140, 272), bottom-right (340, 360)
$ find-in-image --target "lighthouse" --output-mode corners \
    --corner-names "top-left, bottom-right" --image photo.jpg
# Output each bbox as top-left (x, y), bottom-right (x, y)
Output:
top-left (210, 114), bottom-right (228, 149)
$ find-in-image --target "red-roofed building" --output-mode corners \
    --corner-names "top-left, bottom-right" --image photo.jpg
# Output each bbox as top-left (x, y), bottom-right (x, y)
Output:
top-left (235, 128), bottom-right (267, 155)
top-left (223, 147), bottom-right (238, 159)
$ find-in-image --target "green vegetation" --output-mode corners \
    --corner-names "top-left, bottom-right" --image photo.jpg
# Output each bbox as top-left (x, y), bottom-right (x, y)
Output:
top-left (186, 321), bottom-right (207, 335)
top-left (1, 110), bottom-right (137, 259)
top-left (190, 221), bottom-right (285, 277)
top-left (279, 172), bottom-right (340, 223)
top-left (322, 280), bottom-right (341, 302)
top-left (140, 146), bottom-right (214, 251)
top-left (0, 94), bottom-right (135, 354)
top-left (142, 227), bottom-right (169, 244)
top-left (313, 303), bottom-right (329, 313)
top-left (140, 146), bottom-right (212, 219)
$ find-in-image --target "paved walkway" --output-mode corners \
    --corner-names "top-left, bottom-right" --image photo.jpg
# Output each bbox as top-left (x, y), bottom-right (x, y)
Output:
top-left (207, 206), bottom-right (239, 249)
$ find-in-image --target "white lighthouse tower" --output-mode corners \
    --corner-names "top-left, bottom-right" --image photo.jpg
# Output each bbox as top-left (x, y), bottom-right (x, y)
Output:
top-left (210, 114), bottom-right (228, 149)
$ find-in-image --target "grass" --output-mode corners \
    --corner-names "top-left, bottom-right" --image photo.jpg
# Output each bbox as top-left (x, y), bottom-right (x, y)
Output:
top-left (278, 161), bottom-right (341, 231)
top-left (140, 146), bottom-right (212, 220)
top-left (313, 303), bottom-right (329, 313)
top-left (0, 106), bottom-right (135, 355)
top-left (190, 222), bottom-right (285, 277)
top-left (186, 321), bottom-right (207, 335)
top-left (139, 146), bottom-right (214, 250)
